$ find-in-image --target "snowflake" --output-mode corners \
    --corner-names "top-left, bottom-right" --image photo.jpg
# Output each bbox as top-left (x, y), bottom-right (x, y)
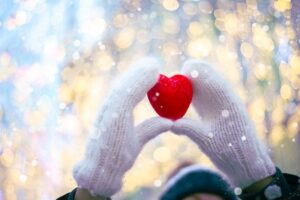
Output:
top-left (154, 179), bottom-right (162, 187)
top-left (221, 109), bottom-right (230, 118)
top-left (234, 187), bottom-right (242, 195)
top-left (191, 70), bottom-right (199, 78)
top-left (207, 132), bottom-right (214, 138)
top-left (264, 185), bottom-right (282, 200)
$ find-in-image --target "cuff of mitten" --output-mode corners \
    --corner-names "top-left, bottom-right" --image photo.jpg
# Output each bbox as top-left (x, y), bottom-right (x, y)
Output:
top-left (239, 167), bottom-right (298, 200)
top-left (222, 155), bottom-right (276, 188)
top-left (72, 162), bottom-right (123, 197)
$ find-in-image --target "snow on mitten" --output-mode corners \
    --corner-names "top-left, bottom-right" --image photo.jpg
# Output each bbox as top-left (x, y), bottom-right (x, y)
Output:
top-left (73, 58), bottom-right (173, 197)
top-left (171, 60), bottom-right (276, 188)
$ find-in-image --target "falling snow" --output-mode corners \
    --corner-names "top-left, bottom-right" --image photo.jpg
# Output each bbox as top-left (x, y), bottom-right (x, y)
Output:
top-left (234, 187), bottom-right (242, 195)
top-left (241, 136), bottom-right (246, 141)
top-left (191, 70), bottom-right (199, 78)
top-left (221, 109), bottom-right (230, 118)
top-left (1, 0), bottom-right (300, 199)
top-left (264, 185), bottom-right (282, 200)
top-left (154, 179), bottom-right (162, 187)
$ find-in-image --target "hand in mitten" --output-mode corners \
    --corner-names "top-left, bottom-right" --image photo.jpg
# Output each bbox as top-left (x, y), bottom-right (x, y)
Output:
top-left (171, 60), bottom-right (276, 188)
top-left (73, 58), bottom-right (173, 197)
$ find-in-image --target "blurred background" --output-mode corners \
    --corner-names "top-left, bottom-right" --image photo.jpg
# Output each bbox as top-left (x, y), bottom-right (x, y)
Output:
top-left (0, 0), bottom-right (300, 199)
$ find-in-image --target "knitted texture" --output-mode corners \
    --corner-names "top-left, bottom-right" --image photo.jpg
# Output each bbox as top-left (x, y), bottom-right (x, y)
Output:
top-left (171, 60), bottom-right (276, 188)
top-left (73, 58), bottom-right (173, 197)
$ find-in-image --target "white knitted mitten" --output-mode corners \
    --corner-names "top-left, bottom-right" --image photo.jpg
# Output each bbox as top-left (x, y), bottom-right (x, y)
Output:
top-left (171, 60), bottom-right (276, 188)
top-left (73, 58), bottom-right (173, 197)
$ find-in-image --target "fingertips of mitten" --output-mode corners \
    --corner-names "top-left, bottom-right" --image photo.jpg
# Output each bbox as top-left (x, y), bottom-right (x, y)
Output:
top-left (112, 57), bottom-right (162, 109)
top-left (181, 59), bottom-right (243, 118)
top-left (181, 59), bottom-right (232, 93)
top-left (72, 161), bottom-right (91, 190)
top-left (136, 117), bottom-right (173, 145)
top-left (181, 59), bottom-right (215, 82)
top-left (129, 57), bottom-right (161, 102)
top-left (171, 118), bottom-right (209, 141)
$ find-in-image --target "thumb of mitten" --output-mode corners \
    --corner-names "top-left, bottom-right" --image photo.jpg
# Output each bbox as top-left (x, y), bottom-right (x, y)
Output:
top-left (136, 117), bottom-right (173, 145)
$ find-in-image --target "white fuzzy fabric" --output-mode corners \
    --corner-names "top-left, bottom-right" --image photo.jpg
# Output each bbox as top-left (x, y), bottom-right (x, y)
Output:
top-left (171, 60), bottom-right (276, 188)
top-left (72, 58), bottom-right (173, 197)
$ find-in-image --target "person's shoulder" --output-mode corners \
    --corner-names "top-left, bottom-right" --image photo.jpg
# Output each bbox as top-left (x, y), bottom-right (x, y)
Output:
top-left (240, 168), bottom-right (300, 200)
top-left (283, 172), bottom-right (300, 188)
top-left (56, 188), bottom-right (77, 200)
top-left (283, 172), bottom-right (300, 198)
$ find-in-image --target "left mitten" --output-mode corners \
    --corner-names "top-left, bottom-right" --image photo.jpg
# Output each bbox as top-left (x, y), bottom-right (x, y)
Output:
top-left (72, 58), bottom-right (173, 197)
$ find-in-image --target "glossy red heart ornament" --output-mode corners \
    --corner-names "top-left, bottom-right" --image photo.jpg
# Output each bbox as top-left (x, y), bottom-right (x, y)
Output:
top-left (147, 74), bottom-right (193, 120)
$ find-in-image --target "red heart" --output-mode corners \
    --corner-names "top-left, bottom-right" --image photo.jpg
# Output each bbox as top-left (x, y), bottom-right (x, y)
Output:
top-left (147, 74), bottom-right (193, 120)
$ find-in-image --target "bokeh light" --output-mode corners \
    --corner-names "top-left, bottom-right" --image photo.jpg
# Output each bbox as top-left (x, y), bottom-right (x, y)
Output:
top-left (1, 0), bottom-right (300, 199)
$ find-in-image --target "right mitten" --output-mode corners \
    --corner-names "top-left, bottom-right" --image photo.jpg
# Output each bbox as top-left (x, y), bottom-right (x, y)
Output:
top-left (171, 60), bottom-right (276, 189)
